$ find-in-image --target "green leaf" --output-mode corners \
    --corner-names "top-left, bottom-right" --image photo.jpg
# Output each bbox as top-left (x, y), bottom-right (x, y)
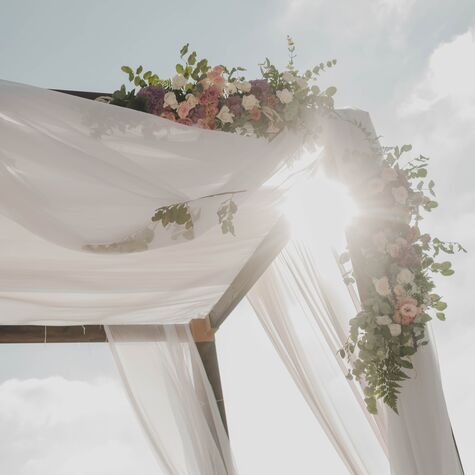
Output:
top-left (325, 86), bottom-right (337, 97)
top-left (436, 312), bottom-right (446, 321)
top-left (121, 66), bottom-right (133, 75)
top-left (187, 52), bottom-right (196, 65)
top-left (399, 359), bottom-right (413, 369)
top-left (365, 397), bottom-right (377, 414)
top-left (441, 269), bottom-right (455, 276)
top-left (180, 43), bottom-right (189, 58)
top-left (136, 65), bottom-right (143, 75)
top-left (435, 301), bottom-right (447, 311)
top-left (176, 64), bottom-right (184, 74)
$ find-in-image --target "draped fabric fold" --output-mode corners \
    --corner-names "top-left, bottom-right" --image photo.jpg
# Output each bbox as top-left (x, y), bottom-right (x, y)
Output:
top-left (0, 79), bottom-right (309, 325)
top-left (247, 240), bottom-right (389, 475)
top-left (105, 324), bottom-right (236, 475)
top-left (384, 331), bottom-right (464, 475)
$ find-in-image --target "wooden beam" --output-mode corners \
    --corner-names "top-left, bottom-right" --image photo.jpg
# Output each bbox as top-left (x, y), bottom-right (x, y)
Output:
top-left (0, 325), bottom-right (106, 343)
top-left (195, 340), bottom-right (228, 433)
top-left (209, 216), bottom-right (290, 330)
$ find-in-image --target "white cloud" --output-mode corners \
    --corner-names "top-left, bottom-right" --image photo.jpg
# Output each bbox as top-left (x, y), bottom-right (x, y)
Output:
top-left (0, 377), bottom-right (159, 475)
top-left (400, 28), bottom-right (475, 117)
top-left (279, 0), bottom-right (415, 47)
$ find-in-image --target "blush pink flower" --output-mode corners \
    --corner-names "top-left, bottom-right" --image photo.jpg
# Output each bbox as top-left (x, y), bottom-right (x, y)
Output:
top-left (160, 110), bottom-right (176, 122)
top-left (249, 107), bottom-right (262, 121)
top-left (393, 297), bottom-right (420, 325)
top-left (396, 244), bottom-right (421, 268)
top-left (265, 95), bottom-right (279, 108)
top-left (177, 101), bottom-right (192, 119)
top-left (207, 66), bottom-right (226, 91)
top-left (199, 87), bottom-right (220, 105)
top-left (177, 118), bottom-right (193, 126)
top-left (196, 118), bottom-right (211, 129)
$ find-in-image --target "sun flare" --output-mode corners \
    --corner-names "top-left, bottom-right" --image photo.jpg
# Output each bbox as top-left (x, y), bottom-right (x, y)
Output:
top-left (283, 173), bottom-right (359, 249)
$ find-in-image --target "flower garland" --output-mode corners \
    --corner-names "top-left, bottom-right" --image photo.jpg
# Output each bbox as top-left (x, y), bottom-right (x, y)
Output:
top-left (105, 37), bottom-right (336, 140)
top-left (339, 144), bottom-right (466, 414)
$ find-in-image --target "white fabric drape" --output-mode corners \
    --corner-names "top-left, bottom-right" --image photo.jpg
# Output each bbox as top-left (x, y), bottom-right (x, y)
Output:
top-left (105, 324), bottom-right (236, 475)
top-left (0, 79), bottom-right (307, 325)
top-left (385, 332), bottom-right (464, 475)
top-left (247, 239), bottom-right (389, 475)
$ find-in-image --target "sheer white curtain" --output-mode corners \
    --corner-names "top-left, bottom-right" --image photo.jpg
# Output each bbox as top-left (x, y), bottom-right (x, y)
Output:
top-left (105, 325), bottom-right (236, 475)
top-left (0, 79), bottom-right (304, 326)
top-left (247, 239), bottom-right (389, 475)
top-left (385, 330), bottom-right (464, 475)
top-left (248, 236), bottom-right (464, 475)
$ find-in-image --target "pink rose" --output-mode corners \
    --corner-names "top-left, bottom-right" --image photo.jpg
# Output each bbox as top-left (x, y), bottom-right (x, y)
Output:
top-left (177, 101), bottom-right (191, 119)
top-left (196, 118), bottom-right (211, 129)
top-left (199, 87), bottom-right (220, 105)
top-left (265, 95), bottom-right (279, 108)
top-left (160, 110), bottom-right (176, 122)
top-left (249, 107), bottom-right (262, 121)
top-left (394, 297), bottom-right (420, 325)
top-left (207, 66), bottom-right (225, 91)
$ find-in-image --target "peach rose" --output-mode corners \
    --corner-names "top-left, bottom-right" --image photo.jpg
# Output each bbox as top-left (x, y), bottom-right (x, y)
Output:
top-left (394, 297), bottom-right (420, 325)
top-left (207, 66), bottom-right (225, 90)
top-left (177, 101), bottom-right (191, 119)
top-left (249, 107), bottom-right (262, 121)
top-left (160, 110), bottom-right (176, 122)
top-left (196, 118), bottom-right (211, 129)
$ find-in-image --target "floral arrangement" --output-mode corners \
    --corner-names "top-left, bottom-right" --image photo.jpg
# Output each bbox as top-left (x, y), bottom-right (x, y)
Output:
top-left (95, 38), bottom-right (337, 237)
top-left (105, 37), bottom-right (336, 140)
top-left (339, 144), bottom-right (466, 414)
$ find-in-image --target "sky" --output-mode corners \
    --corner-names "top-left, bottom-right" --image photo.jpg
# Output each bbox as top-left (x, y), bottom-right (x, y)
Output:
top-left (1, 0), bottom-right (475, 473)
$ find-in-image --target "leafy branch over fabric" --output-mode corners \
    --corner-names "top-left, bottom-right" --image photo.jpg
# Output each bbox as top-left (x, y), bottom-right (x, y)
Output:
top-left (217, 196), bottom-right (238, 236)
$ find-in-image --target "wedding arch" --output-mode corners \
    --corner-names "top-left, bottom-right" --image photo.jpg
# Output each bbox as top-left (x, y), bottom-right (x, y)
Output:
top-left (0, 43), bottom-right (466, 474)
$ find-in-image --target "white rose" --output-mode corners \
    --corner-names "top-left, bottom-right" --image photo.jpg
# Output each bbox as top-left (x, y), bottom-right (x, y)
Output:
top-left (236, 81), bottom-right (251, 93)
top-left (393, 284), bottom-right (406, 297)
top-left (376, 315), bottom-right (392, 325)
top-left (224, 82), bottom-right (237, 95)
top-left (295, 77), bottom-right (308, 89)
top-left (216, 105), bottom-right (234, 124)
top-left (282, 71), bottom-right (295, 83)
top-left (186, 94), bottom-right (198, 108)
top-left (164, 92), bottom-right (178, 109)
top-left (276, 88), bottom-right (294, 104)
top-left (381, 167), bottom-right (398, 182)
top-left (389, 323), bottom-right (402, 337)
top-left (397, 268), bottom-right (414, 285)
top-left (242, 94), bottom-right (260, 111)
top-left (373, 277), bottom-right (391, 297)
top-left (171, 74), bottom-right (187, 89)
top-left (392, 186), bottom-right (408, 204)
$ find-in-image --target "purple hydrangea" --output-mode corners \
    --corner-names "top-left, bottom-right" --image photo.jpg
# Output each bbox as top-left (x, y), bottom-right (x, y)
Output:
top-left (137, 85), bottom-right (166, 115)
top-left (249, 79), bottom-right (272, 101)
top-left (189, 104), bottom-right (206, 123)
top-left (225, 95), bottom-right (243, 117)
